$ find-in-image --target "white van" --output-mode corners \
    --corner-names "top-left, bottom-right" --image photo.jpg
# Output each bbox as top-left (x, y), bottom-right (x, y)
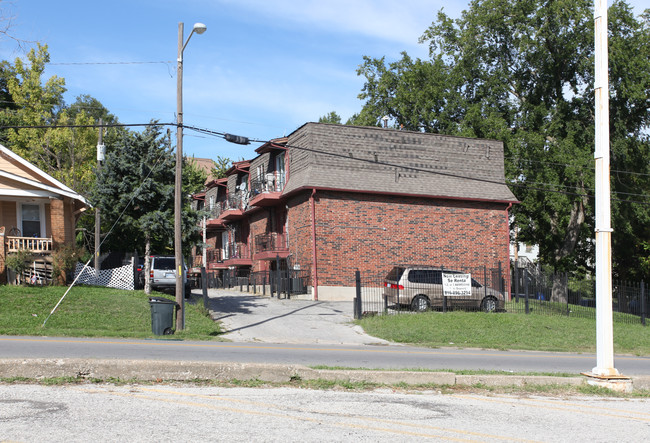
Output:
top-left (150, 256), bottom-right (190, 298)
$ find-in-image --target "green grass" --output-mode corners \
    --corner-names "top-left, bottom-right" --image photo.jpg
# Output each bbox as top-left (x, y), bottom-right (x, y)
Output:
top-left (356, 311), bottom-right (650, 355)
top-left (0, 285), bottom-right (223, 340)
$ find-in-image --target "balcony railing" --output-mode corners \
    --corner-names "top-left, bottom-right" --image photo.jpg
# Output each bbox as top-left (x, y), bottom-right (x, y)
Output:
top-left (250, 174), bottom-right (285, 196)
top-left (254, 233), bottom-right (288, 254)
top-left (207, 248), bottom-right (223, 263)
top-left (224, 242), bottom-right (250, 261)
top-left (6, 236), bottom-right (53, 253)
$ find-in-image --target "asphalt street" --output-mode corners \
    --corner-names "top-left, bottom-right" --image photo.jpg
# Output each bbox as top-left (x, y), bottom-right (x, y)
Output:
top-left (0, 289), bottom-right (648, 379)
top-left (3, 384), bottom-right (649, 442)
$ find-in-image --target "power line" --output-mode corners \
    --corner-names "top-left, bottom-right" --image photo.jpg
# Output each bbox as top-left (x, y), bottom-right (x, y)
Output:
top-left (2, 121), bottom-right (648, 205)
top-left (46, 60), bottom-right (174, 66)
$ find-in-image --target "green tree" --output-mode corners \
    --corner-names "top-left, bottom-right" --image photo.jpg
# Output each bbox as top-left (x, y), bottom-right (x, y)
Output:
top-left (92, 125), bottom-right (205, 272)
top-left (318, 111), bottom-right (342, 124)
top-left (353, 0), bottom-right (650, 293)
top-left (0, 45), bottom-right (100, 195)
top-left (212, 155), bottom-right (231, 179)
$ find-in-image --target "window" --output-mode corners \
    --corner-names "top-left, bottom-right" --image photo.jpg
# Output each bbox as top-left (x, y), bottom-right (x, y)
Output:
top-left (275, 153), bottom-right (286, 190)
top-left (21, 204), bottom-right (42, 238)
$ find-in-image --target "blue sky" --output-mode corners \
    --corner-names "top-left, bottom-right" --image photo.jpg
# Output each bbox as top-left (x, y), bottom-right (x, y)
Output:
top-left (1, 0), bottom-right (647, 162)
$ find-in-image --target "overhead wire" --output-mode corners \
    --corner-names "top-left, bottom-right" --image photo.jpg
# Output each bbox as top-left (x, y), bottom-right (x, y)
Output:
top-left (42, 130), bottom-right (173, 327)
top-left (1, 121), bottom-right (648, 205)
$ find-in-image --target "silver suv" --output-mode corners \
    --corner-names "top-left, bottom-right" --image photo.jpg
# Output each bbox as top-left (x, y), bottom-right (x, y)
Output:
top-left (149, 256), bottom-right (190, 298)
top-left (383, 265), bottom-right (505, 312)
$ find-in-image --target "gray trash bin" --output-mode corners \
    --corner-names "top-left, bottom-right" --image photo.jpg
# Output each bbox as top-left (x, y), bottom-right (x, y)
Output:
top-left (148, 296), bottom-right (177, 335)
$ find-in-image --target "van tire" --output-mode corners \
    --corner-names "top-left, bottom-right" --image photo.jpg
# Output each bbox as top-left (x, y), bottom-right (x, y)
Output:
top-left (411, 295), bottom-right (430, 312)
top-left (481, 296), bottom-right (498, 313)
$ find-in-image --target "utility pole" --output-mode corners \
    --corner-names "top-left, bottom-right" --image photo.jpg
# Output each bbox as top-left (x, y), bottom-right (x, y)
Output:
top-left (585, 0), bottom-right (630, 392)
top-left (95, 119), bottom-right (104, 273)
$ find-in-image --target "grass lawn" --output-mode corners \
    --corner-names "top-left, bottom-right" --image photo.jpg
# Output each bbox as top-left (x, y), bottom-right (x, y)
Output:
top-left (356, 310), bottom-right (650, 356)
top-left (0, 285), bottom-right (223, 340)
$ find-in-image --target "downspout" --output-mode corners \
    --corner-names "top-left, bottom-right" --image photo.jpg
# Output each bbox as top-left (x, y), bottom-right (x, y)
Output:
top-left (310, 188), bottom-right (318, 301)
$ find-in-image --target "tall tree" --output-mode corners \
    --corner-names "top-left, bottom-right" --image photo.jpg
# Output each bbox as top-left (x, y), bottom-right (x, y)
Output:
top-left (0, 44), bottom-right (100, 195)
top-left (353, 0), bottom-right (650, 293)
top-left (92, 125), bottom-right (205, 271)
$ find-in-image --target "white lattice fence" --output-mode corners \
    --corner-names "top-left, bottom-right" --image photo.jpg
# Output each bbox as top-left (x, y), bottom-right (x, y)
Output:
top-left (74, 262), bottom-right (134, 290)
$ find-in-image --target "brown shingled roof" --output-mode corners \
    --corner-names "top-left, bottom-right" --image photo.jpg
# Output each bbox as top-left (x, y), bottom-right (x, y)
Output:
top-left (281, 123), bottom-right (517, 203)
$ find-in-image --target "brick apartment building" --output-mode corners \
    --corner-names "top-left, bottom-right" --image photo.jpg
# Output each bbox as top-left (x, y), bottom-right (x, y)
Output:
top-left (197, 123), bottom-right (517, 300)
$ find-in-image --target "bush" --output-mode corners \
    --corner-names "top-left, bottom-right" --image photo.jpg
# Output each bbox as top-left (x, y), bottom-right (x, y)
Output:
top-left (5, 249), bottom-right (35, 285)
top-left (51, 244), bottom-right (86, 285)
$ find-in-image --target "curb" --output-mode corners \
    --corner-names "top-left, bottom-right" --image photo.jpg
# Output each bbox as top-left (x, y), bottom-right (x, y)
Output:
top-left (0, 358), bottom-right (623, 388)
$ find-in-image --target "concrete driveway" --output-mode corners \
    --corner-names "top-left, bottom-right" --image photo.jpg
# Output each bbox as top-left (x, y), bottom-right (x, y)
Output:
top-left (203, 289), bottom-right (391, 346)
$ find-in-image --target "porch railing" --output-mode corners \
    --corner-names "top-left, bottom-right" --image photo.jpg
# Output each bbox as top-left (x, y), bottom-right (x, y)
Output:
top-left (254, 232), bottom-right (288, 253)
top-left (250, 174), bottom-right (285, 196)
top-left (225, 242), bottom-right (250, 260)
top-left (6, 236), bottom-right (53, 253)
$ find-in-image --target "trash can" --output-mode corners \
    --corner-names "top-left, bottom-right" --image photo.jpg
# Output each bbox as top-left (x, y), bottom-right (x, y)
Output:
top-left (148, 296), bottom-right (177, 335)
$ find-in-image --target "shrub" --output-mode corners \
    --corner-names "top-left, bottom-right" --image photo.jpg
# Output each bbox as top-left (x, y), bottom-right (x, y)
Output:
top-left (5, 249), bottom-right (35, 284)
top-left (51, 244), bottom-right (86, 285)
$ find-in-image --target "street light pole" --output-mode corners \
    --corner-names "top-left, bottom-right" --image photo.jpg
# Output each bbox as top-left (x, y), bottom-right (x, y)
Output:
top-left (175, 21), bottom-right (206, 330)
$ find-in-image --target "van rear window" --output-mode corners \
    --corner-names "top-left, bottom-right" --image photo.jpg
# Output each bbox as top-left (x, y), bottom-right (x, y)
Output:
top-left (153, 258), bottom-right (175, 270)
top-left (385, 267), bottom-right (405, 281)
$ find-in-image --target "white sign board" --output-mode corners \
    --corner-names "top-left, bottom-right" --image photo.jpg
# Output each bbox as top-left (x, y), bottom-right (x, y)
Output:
top-left (442, 273), bottom-right (472, 297)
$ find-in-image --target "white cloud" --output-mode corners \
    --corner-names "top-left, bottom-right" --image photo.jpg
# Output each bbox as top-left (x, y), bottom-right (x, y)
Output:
top-left (217, 0), bottom-right (449, 48)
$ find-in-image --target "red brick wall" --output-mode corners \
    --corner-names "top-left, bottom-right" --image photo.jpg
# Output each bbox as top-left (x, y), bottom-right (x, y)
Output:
top-left (286, 193), bottom-right (313, 276)
top-left (49, 198), bottom-right (66, 247)
top-left (249, 208), bottom-right (270, 272)
top-left (296, 190), bottom-right (510, 287)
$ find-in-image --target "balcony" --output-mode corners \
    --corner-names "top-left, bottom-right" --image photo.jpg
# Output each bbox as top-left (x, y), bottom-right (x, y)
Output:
top-left (219, 195), bottom-right (246, 221)
top-left (253, 233), bottom-right (290, 260)
top-left (205, 204), bottom-right (226, 229)
top-left (223, 242), bottom-right (252, 266)
top-left (249, 174), bottom-right (285, 208)
top-left (6, 236), bottom-right (53, 253)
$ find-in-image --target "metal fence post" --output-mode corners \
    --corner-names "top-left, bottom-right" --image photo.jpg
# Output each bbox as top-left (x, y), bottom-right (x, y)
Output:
top-left (263, 272), bottom-right (267, 296)
top-left (201, 266), bottom-right (208, 310)
top-left (515, 265), bottom-right (520, 303)
top-left (441, 265), bottom-right (447, 313)
top-left (354, 270), bottom-right (362, 320)
top-left (565, 273), bottom-right (570, 316)
top-left (276, 254), bottom-right (281, 299)
top-left (641, 280), bottom-right (646, 327)
top-left (524, 269), bottom-right (530, 315)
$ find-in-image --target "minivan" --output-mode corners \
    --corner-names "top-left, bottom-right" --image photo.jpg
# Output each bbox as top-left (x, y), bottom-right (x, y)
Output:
top-left (149, 256), bottom-right (191, 297)
top-left (383, 265), bottom-right (505, 312)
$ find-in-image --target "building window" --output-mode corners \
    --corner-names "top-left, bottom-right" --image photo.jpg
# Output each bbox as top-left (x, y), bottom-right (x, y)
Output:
top-left (21, 203), bottom-right (42, 238)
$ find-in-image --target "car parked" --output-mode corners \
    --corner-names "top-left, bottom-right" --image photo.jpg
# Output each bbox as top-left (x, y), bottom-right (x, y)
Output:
top-left (149, 255), bottom-right (191, 298)
top-left (383, 265), bottom-right (505, 312)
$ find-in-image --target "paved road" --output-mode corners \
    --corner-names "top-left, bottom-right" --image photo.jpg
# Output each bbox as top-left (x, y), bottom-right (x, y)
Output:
top-left (3, 383), bottom-right (649, 442)
top-left (1, 335), bottom-right (649, 375)
top-left (205, 290), bottom-right (389, 345)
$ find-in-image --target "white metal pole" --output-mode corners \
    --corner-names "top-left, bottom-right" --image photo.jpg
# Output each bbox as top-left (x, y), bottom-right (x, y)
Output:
top-left (592, 0), bottom-right (618, 377)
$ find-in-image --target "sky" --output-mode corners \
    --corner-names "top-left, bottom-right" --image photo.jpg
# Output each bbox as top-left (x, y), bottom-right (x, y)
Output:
top-left (1, 0), bottom-right (647, 162)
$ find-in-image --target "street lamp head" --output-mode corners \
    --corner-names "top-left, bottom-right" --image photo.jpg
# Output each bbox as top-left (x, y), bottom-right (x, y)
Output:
top-left (193, 23), bottom-right (207, 34)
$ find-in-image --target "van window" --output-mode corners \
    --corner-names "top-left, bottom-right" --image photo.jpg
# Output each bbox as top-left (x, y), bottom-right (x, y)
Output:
top-left (385, 267), bottom-right (405, 282)
top-left (408, 270), bottom-right (441, 284)
top-left (153, 258), bottom-right (175, 270)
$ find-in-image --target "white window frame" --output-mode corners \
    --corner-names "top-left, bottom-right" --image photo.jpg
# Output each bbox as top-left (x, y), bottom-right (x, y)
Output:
top-left (16, 202), bottom-right (46, 238)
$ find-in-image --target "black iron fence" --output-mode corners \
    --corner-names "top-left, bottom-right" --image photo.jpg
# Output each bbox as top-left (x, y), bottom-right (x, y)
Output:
top-left (354, 264), bottom-right (507, 318)
top-left (509, 268), bottom-right (647, 325)
top-left (202, 268), bottom-right (310, 298)
top-left (353, 264), bottom-right (648, 326)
